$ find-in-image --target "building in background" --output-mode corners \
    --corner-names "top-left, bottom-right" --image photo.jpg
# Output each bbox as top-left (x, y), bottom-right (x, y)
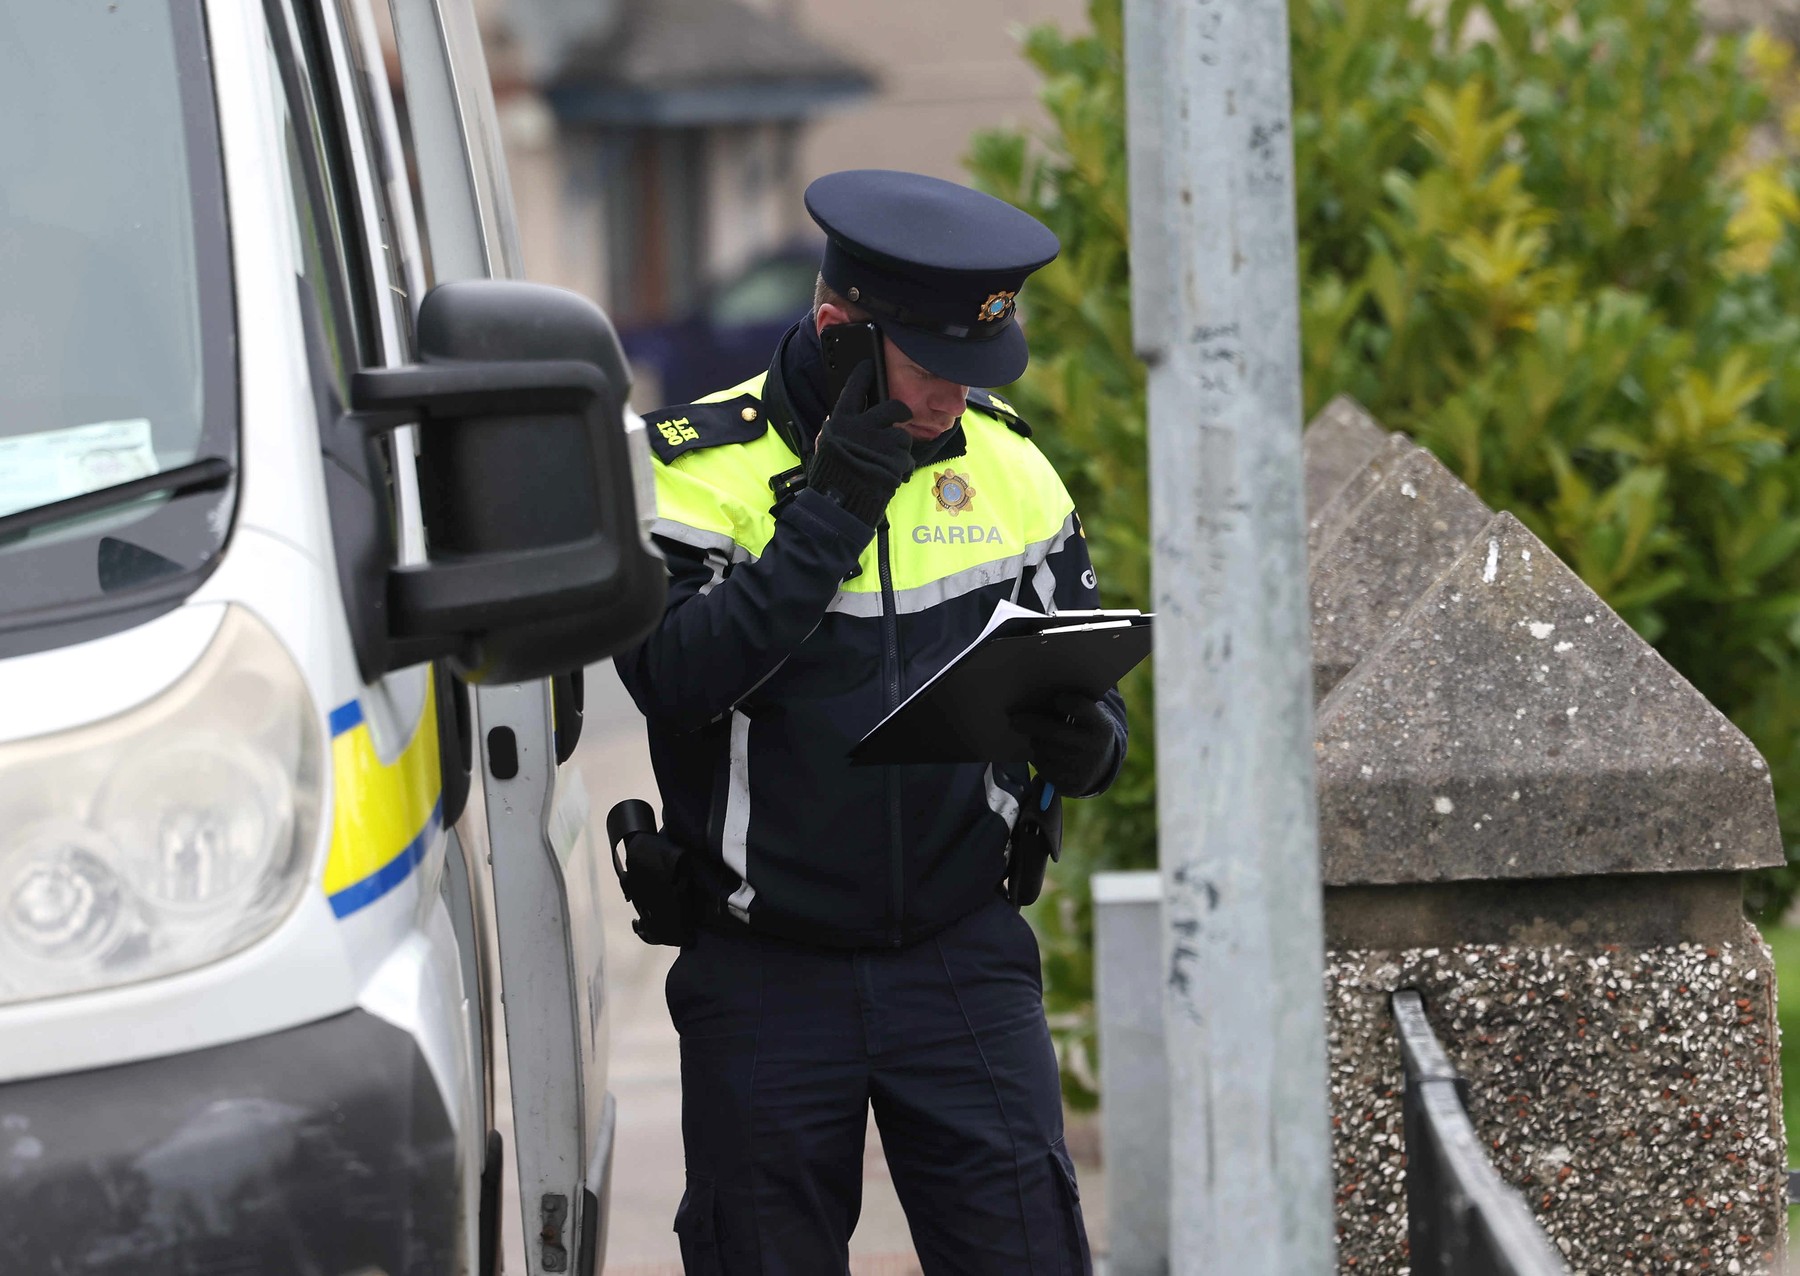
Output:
top-left (542, 0), bottom-right (871, 325)
top-left (449, 0), bottom-right (1089, 404)
top-left (791, 0), bottom-right (1088, 182)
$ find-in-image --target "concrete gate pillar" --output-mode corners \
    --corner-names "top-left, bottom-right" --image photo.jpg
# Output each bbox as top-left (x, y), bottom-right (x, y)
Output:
top-left (1305, 399), bottom-right (1789, 1272)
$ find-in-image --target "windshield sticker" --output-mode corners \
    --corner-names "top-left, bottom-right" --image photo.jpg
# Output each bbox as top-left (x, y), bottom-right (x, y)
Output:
top-left (0, 420), bottom-right (159, 518)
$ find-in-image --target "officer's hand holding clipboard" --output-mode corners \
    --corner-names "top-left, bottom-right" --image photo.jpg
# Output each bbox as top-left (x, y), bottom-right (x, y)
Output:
top-left (850, 600), bottom-right (1152, 765)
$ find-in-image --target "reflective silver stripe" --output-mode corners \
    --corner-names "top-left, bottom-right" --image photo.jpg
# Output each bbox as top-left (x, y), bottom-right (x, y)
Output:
top-left (984, 764), bottom-right (1022, 831)
top-left (826, 514), bottom-right (1079, 618)
top-left (1034, 512), bottom-right (1080, 613)
top-left (648, 518), bottom-right (757, 598)
top-left (723, 711), bottom-right (756, 920)
top-left (648, 517), bottom-right (758, 564)
top-left (1042, 511), bottom-right (1080, 560)
top-left (1030, 558), bottom-right (1057, 612)
top-left (827, 555), bottom-right (1021, 618)
top-left (697, 548), bottom-right (728, 597)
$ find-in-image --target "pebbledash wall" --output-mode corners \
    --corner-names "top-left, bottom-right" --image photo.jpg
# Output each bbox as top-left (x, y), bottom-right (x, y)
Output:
top-left (1304, 398), bottom-right (1788, 1273)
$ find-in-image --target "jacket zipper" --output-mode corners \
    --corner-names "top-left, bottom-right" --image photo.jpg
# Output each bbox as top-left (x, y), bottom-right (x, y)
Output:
top-left (878, 522), bottom-right (904, 946)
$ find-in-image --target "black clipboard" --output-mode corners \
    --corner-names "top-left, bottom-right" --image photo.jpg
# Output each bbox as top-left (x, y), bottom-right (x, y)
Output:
top-left (850, 604), bottom-right (1152, 765)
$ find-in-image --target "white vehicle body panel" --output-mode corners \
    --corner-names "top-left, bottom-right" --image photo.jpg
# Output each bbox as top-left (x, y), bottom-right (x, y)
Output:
top-left (0, 606), bottom-right (225, 745)
top-left (0, 0), bottom-right (467, 1088)
top-left (0, 0), bottom-right (626, 1268)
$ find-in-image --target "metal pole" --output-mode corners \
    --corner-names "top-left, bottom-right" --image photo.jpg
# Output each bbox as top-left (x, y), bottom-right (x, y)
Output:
top-left (1122, 0), bottom-right (1335, 1269)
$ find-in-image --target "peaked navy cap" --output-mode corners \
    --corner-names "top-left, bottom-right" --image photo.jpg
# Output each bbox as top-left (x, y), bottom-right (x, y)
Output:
top-left (804, 169), bottom-right (1059, 388)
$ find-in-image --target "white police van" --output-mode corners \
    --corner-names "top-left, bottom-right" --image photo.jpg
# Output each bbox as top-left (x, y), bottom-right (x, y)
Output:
top-left (0, 1), bottom-right (660, 1272)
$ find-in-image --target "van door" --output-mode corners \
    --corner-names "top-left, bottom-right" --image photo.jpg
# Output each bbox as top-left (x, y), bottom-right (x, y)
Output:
top-left (268, 0), bottom-right (512, 1268)
top-left (293, 1), bottom-right (518, 1267)
top-left (378, 2), bottom-right (617, 1273)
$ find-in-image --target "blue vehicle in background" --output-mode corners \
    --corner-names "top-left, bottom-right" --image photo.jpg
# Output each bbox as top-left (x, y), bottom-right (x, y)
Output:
top-left (619, 242), bottom-right (821, 409)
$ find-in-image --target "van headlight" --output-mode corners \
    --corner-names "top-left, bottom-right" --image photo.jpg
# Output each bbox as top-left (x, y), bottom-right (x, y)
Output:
top-left (0, 607), bottom-right (321, 1005)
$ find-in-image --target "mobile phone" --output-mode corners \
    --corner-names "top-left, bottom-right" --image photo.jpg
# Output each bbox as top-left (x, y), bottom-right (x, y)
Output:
top-left (821, 321), bottom-right (890, 413)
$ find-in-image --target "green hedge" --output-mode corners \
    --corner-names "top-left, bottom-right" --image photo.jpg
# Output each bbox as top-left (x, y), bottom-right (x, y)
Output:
top-left (969, 0), bottom-right (1800, 1103)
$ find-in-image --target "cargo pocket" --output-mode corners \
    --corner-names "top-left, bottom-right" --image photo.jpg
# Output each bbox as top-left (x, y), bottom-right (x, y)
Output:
top-left (673, 1175), bottom-right (724, 1276)
top-left (1049, 1138), bottom-right (1094, 1276)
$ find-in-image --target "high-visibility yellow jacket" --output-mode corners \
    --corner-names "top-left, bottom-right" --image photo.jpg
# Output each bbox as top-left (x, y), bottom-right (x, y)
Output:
top-left (617, 345), bottom-right (1127, 948)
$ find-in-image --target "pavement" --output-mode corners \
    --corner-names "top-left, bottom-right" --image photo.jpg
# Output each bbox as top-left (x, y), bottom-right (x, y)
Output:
top-left (492, 660), bottom-right (1105, 1274)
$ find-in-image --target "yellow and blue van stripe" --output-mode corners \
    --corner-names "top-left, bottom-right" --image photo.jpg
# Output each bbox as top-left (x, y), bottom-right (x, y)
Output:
top-left (322, 695), bottom-right (443, 919)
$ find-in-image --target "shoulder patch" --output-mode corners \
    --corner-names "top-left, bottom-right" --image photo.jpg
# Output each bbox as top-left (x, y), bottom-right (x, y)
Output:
top-left (644, 394), bottom-right (768, 464)
top-left (966, 387), bottom-right (1032, 437)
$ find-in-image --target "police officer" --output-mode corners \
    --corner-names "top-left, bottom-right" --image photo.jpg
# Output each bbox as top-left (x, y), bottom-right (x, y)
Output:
top-left (618, 169), bottom-right (1127, 1274)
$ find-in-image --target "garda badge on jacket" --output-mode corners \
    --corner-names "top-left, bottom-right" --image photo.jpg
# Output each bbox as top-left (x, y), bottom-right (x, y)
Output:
top-left (933, 469), bottom-right (976, 515)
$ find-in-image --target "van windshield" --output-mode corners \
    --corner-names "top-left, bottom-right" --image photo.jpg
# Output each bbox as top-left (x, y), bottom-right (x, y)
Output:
top-left (0, 0), bottom-right (234, 649)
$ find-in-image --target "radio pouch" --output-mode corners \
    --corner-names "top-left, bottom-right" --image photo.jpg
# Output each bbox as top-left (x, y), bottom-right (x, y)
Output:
top-left (1006, 774), bottom-right (1064, 908)
top-left (606, 799), bottom-right (697, 947)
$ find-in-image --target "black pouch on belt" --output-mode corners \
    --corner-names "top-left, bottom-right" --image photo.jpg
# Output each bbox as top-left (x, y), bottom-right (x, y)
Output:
top-left (1006, 773), bottom-right (1064, 908)
top-left (606, 799), bottom-right (697, 947)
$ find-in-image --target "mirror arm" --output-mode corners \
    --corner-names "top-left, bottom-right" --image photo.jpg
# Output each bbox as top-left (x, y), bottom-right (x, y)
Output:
top-left (350, 360), bottom-right (613, 423)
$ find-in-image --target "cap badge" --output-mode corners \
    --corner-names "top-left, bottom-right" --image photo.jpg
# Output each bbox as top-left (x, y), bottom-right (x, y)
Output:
top-left (977, 291), bottom-right (1017, 323)
top-left (933, 469), bottom-right (977, 515)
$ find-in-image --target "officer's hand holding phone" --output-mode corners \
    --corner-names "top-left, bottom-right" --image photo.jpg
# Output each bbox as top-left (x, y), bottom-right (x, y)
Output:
top-left (807, 338), bottom-right (913, 528)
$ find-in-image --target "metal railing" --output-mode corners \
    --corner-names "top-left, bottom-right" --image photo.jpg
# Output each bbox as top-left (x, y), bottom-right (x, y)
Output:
top-left (1392, 991), bottom-right (1569, 1276)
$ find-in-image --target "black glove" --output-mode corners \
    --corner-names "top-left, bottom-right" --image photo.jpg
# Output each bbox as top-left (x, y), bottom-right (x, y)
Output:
top-left (806, 360), bottom-right (914, 526)
top-left (1010, 691), bottom-right (1119, 796)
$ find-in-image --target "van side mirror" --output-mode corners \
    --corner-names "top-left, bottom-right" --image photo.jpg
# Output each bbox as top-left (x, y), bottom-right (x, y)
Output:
top-left (347, 280), bottom-right (664, 684)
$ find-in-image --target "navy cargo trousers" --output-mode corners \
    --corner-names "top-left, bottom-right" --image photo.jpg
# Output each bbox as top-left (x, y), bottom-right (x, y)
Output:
top-left (665, 896), bottom-right (1092, 1275)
